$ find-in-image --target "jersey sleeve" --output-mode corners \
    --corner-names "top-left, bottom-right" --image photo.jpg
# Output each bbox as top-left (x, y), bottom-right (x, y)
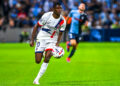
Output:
top-left (37, 13), bottom-right (48, 26)
top-left (60, 19), bottom-right (66, 32)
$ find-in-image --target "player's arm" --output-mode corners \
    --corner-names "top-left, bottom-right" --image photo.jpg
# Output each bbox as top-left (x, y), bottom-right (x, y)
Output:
top-left (30, 13), bottom-right (47, 47)
top-left (56, 32), bottom-right (63, 46)
top-left (66, 16), bottom-right (70, 24)
top-left (66, 10), bottom-right (73, 25)
top-left (30, 24), bottom-right (39, 47)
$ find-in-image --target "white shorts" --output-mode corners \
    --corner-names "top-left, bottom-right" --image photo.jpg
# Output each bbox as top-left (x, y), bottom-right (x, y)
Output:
top-left (35, 39), bottom-right (57, 53)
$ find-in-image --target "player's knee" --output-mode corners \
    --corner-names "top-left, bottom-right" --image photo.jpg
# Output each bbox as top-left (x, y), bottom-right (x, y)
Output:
top-left (45, 55), bottom-right (51, 62)
top-left (72, 43), bottom-right (77, 47)
top-left (35, 53), bottom-right (43, 64)
top-left (35, 57), bottom-right (42, 64)
top-left (35, 60), bottom-right (41, 64)
top-left (71, 43), bottom-right (77, 48)
top-left (44, 55), bottom-right (51, 63)
top-left (44, 58), bottom-right (50, 63)
top-left (44, 50), bottom-right (52, 63)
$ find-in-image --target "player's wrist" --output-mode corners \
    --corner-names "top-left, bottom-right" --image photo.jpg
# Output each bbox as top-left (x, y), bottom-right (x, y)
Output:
top-left (56, 42), bottom-right (59, 46)
top-left (30, 39), bottom-right (34, 42)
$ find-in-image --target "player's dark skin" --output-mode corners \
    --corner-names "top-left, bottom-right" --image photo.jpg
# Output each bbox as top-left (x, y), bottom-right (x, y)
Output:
top-left (30, 5), bottom-right (63, 63)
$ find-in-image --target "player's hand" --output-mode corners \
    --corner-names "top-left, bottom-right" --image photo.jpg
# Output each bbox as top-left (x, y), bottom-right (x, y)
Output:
top-left (56, 42), bottom-right (59, 46)
top-left (30, 40), bottom-right (34, 47)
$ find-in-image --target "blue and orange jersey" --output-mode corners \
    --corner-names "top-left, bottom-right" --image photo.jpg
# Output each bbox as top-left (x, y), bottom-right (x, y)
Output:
top-left (68, 10), bottom-right (88, 34)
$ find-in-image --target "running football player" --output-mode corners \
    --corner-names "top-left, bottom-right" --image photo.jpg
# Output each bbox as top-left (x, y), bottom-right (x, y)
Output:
top-left (66, 3), bottom-right (88, 62)
top-left (30, 2), bottom-right (66, 84)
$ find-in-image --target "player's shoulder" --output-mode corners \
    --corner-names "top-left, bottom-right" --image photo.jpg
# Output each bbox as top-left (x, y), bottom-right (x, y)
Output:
top-left (82, 12), bottom-right (88, 16)
top-left (60, 15), bottom-right (66, 24)
top-left (43, 11), bottom-right (53, 17)
top-left (70, 10), bottom-right (78, 13)
top-left (81, 12), bottom-right (88, 20)
top-left (61, 15), bottom-right (66, 20)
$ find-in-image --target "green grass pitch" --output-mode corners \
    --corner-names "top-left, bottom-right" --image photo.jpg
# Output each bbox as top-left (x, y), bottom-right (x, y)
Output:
top-left (0, 43), bottom-right (120, 86)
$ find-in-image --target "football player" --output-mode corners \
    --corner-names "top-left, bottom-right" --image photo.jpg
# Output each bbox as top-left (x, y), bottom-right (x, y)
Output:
top-left (30, 2), bottom-right (66, 85)
top-left (66, 3), bottom-right (88, 62)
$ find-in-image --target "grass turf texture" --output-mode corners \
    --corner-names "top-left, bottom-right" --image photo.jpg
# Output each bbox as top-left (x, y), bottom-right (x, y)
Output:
top-left (0, 43), bottom-right (120, 86)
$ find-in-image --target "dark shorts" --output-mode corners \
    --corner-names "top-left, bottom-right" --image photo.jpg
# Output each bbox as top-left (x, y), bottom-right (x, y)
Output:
top-left (68, 33), bottom-right (81, 43)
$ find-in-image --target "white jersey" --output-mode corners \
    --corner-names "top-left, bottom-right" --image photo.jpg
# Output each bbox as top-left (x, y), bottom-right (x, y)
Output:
top-left (36, 12), bottom-right (66, 41)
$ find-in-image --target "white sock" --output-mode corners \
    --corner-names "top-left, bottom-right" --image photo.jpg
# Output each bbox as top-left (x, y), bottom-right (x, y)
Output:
top-left (34, 62), bottom-right (48, 82)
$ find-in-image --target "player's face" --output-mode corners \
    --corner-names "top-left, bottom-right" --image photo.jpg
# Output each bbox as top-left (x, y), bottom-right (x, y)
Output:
top-left (54, 5), bottom-right (62, 16)
top-left (79, 3), bottom-right (85, 11)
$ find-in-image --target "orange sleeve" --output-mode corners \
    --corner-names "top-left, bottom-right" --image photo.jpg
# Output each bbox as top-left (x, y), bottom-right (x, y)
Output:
top-left (67, 17), bottom-right (72, 24)
top-left (63, 16), bottom-right (72, 24)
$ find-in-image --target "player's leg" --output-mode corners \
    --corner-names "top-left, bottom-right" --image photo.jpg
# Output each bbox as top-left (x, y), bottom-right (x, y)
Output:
top-left (35, 53), bottom-right (43, 64)
top-left (66, 39), bottom-right (77, 62)
top-left (35, 42), bottom-right (54, 80)
top-left (66, 33), bottom-right (74, 52)
top-left (69, 39), bottom-right (78, 57)
top-left (33, 41), bottom-right (53, 84)
top-left (33, 59), bottom-right (48, 85)
top-left (44, 50), bottom-right (53, 63)
top-left (33, 40), bottom-right (45, 84)
top-left (66, 41), bottom-right (71, 52)
top-left (70, 39), bottom-right (77, 48)
top-left (35, 41), bottom-right (44, 64)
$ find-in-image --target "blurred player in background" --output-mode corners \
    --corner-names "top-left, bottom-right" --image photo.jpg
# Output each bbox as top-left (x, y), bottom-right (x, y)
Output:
top-left (66, 3), bottom-right (88, 62)
top-left (30, 2), bottom-right (66, 85)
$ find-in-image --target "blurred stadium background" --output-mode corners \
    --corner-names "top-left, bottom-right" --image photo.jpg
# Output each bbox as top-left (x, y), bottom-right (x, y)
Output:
top-left (0, 0), bottom-right (120, 86)
top-left (0, 0), bottom-right (120, 42)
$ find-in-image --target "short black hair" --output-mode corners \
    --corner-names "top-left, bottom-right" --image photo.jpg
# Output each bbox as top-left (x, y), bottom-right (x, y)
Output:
top-left (53, 2), bottom-right (61, 8)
